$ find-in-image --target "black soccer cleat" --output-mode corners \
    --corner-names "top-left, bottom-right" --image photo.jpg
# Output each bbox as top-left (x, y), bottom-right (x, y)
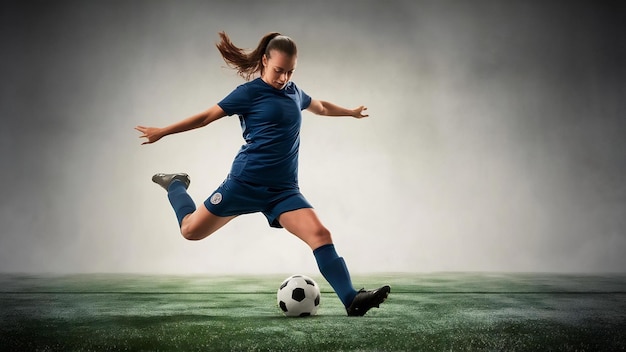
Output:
top-left (346, 285), bottom-right (391, 316)
top-left (152, 173), bottom-right (191, 191)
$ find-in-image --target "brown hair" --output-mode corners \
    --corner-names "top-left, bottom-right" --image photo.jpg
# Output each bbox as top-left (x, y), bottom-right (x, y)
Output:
top-left (216, 31), bottom-right (298, 81)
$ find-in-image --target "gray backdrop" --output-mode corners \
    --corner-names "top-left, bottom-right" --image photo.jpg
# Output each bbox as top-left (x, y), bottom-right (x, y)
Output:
top-left (1, 0), bottom-right (624, 274)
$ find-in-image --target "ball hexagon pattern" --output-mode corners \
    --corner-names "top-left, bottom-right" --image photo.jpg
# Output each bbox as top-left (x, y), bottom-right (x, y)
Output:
top-left (277, 275), bottom-right (321, 317)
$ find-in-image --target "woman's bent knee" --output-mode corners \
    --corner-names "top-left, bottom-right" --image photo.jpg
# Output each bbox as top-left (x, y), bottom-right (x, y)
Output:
top-left (180, 226), bottom-right (204, 241)
top-left (180, 218), bottom-right (208, 241)
top-left (178, 211), bottom-right (234, 241)
top-left (181, 230), bottom-right (204, 241)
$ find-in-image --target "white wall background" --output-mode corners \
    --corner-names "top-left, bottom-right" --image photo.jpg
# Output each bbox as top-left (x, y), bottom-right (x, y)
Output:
top-left (1, 0), bottom-right (624, 274)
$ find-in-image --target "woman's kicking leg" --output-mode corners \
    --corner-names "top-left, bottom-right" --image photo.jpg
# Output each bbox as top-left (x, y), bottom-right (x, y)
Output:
top-left (278, 208), bottom-right (390, 316)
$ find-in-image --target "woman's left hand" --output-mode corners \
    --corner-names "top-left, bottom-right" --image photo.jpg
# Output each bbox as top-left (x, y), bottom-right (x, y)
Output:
top-left (352, 106), bottom-right (369, 119)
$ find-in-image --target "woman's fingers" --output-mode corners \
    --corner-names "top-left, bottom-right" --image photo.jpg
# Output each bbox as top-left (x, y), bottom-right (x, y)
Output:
top-left (135, 125), bottom-right (152, 143)
top-left (134, 126), bottom-right (163, 144)
top-left (353, 106), bottom-right (368, 118)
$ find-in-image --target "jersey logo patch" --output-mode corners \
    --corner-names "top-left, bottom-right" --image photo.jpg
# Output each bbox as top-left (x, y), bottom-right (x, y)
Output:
top-left (210, 192), bottom-right (222, 205)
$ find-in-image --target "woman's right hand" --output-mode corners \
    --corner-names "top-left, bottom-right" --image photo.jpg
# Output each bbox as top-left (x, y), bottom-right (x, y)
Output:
top-left (135, 126), bottom-right (164, 145)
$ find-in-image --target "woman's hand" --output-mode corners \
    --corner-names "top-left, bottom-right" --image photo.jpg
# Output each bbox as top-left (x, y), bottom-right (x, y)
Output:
top-left (351, 106), bottom-right (369, 119)
top-left (135, 126), bottom-right (164, 145)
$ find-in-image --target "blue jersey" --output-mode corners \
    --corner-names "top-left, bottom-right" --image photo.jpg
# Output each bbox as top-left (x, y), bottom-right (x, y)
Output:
top-left (218, 78), bottom-right (312, 188)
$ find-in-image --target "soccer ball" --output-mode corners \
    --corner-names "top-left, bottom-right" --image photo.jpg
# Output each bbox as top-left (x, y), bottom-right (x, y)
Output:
top-left (277, 274), bottom-right (321, 317)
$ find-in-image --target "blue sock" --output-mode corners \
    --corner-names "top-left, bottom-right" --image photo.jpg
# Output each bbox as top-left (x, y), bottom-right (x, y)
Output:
top-left (167, 180), bottom-right (196, 227)
top-left (313, 244), bottom-right (358, 308)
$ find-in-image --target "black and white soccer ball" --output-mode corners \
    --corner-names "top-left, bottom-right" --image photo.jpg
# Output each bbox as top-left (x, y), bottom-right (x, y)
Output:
top-left (277, 274), bottom-right (321, 317)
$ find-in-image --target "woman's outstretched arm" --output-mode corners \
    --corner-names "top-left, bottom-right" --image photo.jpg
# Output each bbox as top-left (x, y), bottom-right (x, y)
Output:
top-left (135, 104), bottom-right (227, 144)
top-left (306, 99), bottom-right (369, 119)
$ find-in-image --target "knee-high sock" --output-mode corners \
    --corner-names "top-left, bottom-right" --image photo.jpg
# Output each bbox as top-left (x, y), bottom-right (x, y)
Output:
top-left (313, 244), bottom-right (358, 307)
top-left (167, 180), bottom-right (196, 227)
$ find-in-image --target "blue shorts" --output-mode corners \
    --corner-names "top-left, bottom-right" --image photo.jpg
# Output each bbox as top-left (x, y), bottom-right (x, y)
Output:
top-left (203, 176), bottom-right (313, 228)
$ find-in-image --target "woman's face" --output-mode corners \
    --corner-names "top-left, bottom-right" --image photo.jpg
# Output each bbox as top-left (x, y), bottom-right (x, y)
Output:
top-left (262, 49), bottom-right (297, 90)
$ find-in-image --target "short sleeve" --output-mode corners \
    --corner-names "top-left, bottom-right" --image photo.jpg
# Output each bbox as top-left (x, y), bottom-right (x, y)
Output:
top-left (299, 87), bottom-right (312, 110)
top-left (218, 84), bottom-right (252, 116)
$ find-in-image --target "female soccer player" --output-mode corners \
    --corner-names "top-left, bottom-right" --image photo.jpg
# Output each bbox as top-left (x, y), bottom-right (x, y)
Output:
top-left (135, 32), bottom-right (389, 316)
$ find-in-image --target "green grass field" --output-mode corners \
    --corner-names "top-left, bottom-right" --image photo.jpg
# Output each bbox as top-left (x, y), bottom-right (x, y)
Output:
top-left (1, 273), bottom-right (625, 351)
